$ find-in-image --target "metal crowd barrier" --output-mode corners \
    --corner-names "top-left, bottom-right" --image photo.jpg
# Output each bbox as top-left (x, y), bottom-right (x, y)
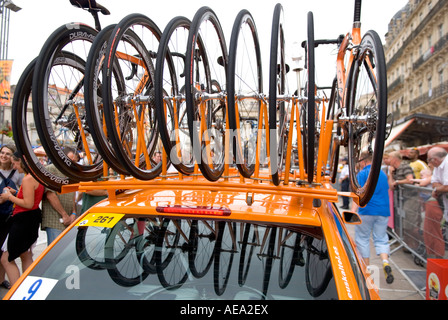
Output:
top-left (389, 184), bottom-right (448, 266)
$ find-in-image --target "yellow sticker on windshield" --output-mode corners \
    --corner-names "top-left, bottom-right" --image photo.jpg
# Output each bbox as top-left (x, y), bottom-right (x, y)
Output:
top-left (76, 213), bottom-right (124, 228)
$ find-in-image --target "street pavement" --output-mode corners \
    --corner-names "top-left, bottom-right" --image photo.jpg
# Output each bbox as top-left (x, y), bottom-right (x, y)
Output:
top-left (0, 202), bottom-right (428, 300)
top-left (343, 216), bottom-right (426, 300)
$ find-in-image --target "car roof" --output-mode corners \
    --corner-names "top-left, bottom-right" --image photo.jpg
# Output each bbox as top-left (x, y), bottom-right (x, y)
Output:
top-left (5, 175), bottom-right (373, 300)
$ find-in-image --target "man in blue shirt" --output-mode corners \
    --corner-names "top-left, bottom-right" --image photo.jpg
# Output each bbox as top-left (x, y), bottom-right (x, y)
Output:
top-left (352, 151), bottom-right (394, 284)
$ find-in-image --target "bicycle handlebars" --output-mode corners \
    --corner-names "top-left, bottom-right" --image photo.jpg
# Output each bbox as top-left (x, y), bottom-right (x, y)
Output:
top-left (301, 34), bottom-right (345, 49)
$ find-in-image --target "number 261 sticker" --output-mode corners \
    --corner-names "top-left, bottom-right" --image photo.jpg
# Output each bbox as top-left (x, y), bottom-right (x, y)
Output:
top-left (76, 213), bottom-right (124, 228)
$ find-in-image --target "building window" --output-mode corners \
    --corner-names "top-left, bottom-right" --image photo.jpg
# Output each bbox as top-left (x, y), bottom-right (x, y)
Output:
top-left (439, 24), bottom-right (444, 39)
top-left (428, 76), bottom-right (432, 97)
top-left (440, 69), bottom-right (444, 85)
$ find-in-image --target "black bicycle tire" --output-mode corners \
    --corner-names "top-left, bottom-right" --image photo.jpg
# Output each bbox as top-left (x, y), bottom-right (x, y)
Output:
top-left (347, 30), bottom-right (387, 207)
top-left (155, 16), bottom-right (195, 175)
top-left (213, 221), bottom-right (236, 296)
top-left (305, 237), bottom-right (333, 297)
top-left (75, 227), bottom-right (108, 270)
top-left (104, 220), bottom-right (151, 287)
top-left (227, 9), bottom-right (263, 179)
top-left (102, 13), bottom-right (164, 180)
top-left (305, 11), bottom-right (316, 184)
top-left (32, 23), bottom-right (103, 181)
top-left (268, 3), bottom-right (287, 186)
top-left (185, 6), bottom-right (228, 182)
top-left (12, 58), bottom-right (77, 192)
top-left (278, 230), bottom-right (300, 289)
top-left (139, 218), bottom-right (160, 275)
top-left (261, 227), bottom-right (277, 298)
top-left (155, 218), bottom-right (188, 290)
top-left (188, 220), bottom-right (215, 278)
top-left (238, 223), bottom-right (256, 286)
top-left (84, 24), bottom-right (130, 176)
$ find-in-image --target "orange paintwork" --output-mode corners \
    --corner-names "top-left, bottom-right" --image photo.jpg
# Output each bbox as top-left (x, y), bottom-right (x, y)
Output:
top-left (3, 171), bottom-right (380, 300)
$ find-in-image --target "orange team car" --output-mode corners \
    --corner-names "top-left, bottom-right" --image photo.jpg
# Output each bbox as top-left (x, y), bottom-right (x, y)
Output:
top-left (4, 174), bottom-right (380, 301)
top-left (5, 0), bottom-right (388, 301)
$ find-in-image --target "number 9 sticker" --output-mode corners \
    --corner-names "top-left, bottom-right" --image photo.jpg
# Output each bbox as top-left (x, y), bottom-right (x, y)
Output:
top-left (76, 213), bottom-right (124, 228)
top-left (10, 276), bottom-right (58, 300)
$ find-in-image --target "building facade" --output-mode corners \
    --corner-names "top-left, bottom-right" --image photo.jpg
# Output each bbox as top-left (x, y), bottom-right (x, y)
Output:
top-left (386, 0), bottom-right (448, 123)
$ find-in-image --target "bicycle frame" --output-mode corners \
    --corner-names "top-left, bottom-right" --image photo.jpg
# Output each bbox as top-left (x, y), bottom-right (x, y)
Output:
top-left (107, 51), bottom-right (161, 171)
top-left (73, 49), bottom-right (155, 173)
top-left (335, 23), bottom-right (362, 115)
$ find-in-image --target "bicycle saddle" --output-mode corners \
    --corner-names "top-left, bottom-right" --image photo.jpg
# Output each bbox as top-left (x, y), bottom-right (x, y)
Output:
top-left (69, 0), bottom-right (110, 15)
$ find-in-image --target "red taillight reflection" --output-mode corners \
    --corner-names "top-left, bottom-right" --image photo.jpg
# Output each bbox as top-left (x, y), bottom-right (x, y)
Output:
top-left (155, 205), bottom-right (231, 216)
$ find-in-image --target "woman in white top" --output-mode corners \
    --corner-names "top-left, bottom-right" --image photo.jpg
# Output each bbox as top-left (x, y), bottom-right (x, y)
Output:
top-left (0, 145), bottom-right (24, 289)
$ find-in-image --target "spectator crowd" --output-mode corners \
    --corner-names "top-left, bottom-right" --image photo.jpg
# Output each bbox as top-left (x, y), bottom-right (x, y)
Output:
top-left (0, 144), bottom-right (107, 289)
top-left (340, 145), bottom-right (448, 285)
top-left (385, 147), bottom-right (447, 260)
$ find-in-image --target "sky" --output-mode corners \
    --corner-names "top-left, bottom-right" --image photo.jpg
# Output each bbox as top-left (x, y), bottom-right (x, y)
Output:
top-left (6, 0), bottom-right (409, 86)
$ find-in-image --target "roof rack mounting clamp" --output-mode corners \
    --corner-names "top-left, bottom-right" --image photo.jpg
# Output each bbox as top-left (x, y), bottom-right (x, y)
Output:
top-left (246, 192), bottom-right (254, 206)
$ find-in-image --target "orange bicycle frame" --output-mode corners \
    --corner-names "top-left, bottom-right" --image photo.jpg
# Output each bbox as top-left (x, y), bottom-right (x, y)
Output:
top-left (336, 24), bottom-right (361, 110)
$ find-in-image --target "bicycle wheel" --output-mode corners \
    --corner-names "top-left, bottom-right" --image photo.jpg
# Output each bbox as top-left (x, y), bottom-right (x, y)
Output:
top-left (305, 236), bottom-right (333, 297)
top-left (84, 24), bottom-right (130, 176)
top-left (278, 230), bottom-right (304, 289)
top-left (155, 16), bottom-right (195, 175)
top-left (260, 227), bottom-right (277, 298)
top-left (213, 221), bottom-right (236, 296)
top-left (75, 226), bottom-right (109, 270)
top-left (102, 14), bottom-right (166, 180)
top-left (268, 3), bottom-right (290, 186)
top-left (346, 30), bottom-right (387, 207)
top-left (185, 6), bottom-right (228, 181)
top-left (12, 58), bottom-right (77, 192)
top-left (155, 219), bottom-right (189, 290)
top-left (188, 220), bottom-right (216, 278)
top-left (238, 223), bottom-right (257, 286)
top-left (104, 218), bottom-right (152, 287)
top-left (32, 23), bottom-right (103, 181)
top-left (227, 10), bottom-right (263, 178)
top-left (304, 11), bottom-right (316, 184)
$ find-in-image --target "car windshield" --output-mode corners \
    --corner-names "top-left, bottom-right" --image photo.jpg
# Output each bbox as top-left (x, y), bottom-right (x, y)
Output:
top-left (20, 215), bottom-right (338, 300)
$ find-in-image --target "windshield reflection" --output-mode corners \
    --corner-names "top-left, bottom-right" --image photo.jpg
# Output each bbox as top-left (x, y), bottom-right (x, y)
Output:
top-left (31, 217), bottom-right (338, 300)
